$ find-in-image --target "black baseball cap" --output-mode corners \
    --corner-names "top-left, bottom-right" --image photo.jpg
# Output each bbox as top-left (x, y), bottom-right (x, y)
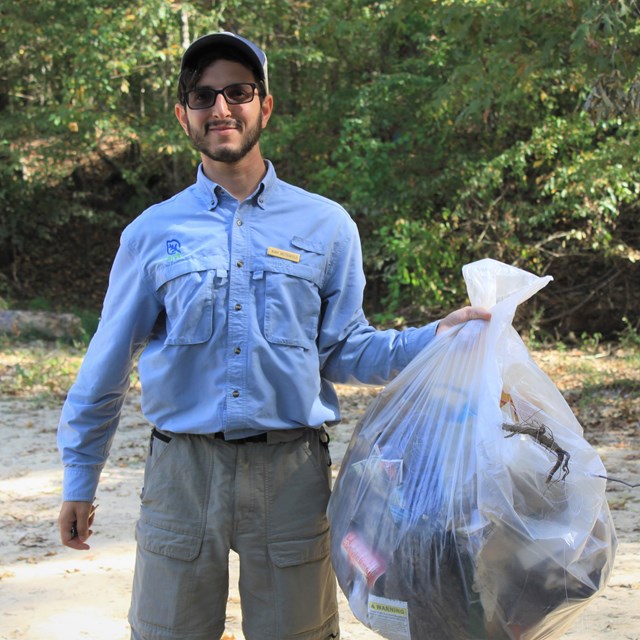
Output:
top-left (180, 31), bottom-right (269, 94)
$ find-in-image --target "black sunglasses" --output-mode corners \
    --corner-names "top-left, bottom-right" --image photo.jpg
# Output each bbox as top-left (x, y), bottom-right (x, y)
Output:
top-left (185, 83), bottom-right (258, 110)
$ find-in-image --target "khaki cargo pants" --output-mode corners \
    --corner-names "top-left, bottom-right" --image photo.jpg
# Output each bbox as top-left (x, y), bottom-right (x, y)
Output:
top-left (129, 426), bottom-right (339, 640)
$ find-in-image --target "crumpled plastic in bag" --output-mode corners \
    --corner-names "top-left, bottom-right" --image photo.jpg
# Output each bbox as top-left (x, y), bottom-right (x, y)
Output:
top-left (328, 258), bottom-right (616, 640)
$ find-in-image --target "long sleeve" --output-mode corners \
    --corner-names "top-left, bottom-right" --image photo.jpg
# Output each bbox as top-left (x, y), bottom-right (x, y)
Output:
top-left (318, 216), bottom-right (437, 386)
top-left (58, 238), bottom-right (162, 501)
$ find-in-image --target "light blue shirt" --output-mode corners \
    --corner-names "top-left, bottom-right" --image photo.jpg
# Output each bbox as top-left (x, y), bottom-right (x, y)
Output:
top-left (58, 161), bottom-right (437, 501)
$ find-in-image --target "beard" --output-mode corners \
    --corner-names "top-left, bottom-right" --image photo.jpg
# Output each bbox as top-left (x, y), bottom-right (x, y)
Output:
top-left (187, 112), bottom-right (264, 164)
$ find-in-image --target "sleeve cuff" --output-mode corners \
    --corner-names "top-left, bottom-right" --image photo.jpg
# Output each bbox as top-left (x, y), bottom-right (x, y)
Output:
top-left (405, 320), bottom-right (439, 359)
top-left (62, 464), bottom-right (103, 502)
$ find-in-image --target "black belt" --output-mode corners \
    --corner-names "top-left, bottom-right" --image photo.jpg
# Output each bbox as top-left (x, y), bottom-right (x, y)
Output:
top-left (213, 431), bottom-right (268, 444)
top-left (152, 427), bottom-right (268, 446)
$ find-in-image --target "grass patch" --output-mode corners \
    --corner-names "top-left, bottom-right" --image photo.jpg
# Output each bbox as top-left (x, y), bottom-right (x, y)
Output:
top-left (534, 345), bottom-right (640, 435)
top-left (0, 339), bottom-right (85, 402)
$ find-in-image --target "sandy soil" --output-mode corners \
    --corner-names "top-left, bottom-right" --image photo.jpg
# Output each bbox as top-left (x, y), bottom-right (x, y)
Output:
top-left (0, 382), bottom-right (638, 640)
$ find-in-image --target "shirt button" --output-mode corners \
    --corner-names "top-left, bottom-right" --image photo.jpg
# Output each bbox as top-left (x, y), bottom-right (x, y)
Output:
top-left (234, 347), bottom-right (241, 354)
top-left (232, 390), bottom-right (240, 398)
top-left (235, 303), bottom-right (242, 311)
top-left (236, 219), bottom-right (243, 226)
top-left (236, 260), bottom-right (243, 268)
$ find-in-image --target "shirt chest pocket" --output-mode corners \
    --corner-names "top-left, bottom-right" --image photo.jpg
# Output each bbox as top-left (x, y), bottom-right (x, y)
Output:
top-left (156, 259), bottom-right (228, 346)
top-left (256, 249), bottom-right (324, 351)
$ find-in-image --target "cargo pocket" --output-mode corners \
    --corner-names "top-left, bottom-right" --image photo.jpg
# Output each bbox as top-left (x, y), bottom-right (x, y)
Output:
top-left (135, 518), bottom-right (203, 562)
top-left (262, 267), bottom-right (321, 349)
top-left (155, 257), bottom-right (227, 345)
top-left (253, 239), bottom-right (325, 351)
top-left (267, 530), bottom-right (337, 637)
top-left (131, 518), bottom-right (215, 637)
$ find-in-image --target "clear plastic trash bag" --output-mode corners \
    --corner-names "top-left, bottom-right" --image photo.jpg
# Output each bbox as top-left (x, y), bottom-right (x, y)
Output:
top-left (328, 258), bottom-right (616, 640)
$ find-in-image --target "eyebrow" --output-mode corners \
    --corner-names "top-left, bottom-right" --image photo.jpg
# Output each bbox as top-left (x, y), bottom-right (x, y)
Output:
top-left (193, 82), bottom-right (251, 90)
top-left (193, 83), bottom-right (236, 89)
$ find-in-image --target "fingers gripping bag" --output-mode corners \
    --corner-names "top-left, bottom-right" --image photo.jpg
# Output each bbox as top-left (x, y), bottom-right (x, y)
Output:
top-left (327, 258), bottom-right (616, 640)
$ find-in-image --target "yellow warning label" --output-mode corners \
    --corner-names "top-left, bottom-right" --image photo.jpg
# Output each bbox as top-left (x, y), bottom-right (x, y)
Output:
top-left (369, 602), bottom-right (408, 616)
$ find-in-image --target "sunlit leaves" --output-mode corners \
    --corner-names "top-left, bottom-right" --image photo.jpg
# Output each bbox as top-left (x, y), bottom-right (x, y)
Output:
top-left (1, 0), bottom-right (639, 318)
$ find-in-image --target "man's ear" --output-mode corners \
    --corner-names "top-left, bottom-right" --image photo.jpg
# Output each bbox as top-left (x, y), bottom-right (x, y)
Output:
top-left (261, 94), bottom-right (274, 128)
top-left (175, 103), bottom-right (189, 135)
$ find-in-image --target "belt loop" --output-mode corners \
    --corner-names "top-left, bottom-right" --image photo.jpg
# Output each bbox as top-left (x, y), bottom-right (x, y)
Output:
top-left (319, 426), bottom-right (332, 467)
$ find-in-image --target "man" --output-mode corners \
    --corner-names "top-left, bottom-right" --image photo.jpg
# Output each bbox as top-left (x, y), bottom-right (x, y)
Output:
top-left (58, 32), bottom-right (490, 640)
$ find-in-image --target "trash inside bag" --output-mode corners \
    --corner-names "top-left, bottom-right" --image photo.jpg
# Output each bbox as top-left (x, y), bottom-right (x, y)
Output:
top-left (328, 259), bottom-right (616, 640)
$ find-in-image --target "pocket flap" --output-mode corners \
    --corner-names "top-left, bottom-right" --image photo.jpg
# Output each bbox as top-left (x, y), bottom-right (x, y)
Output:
top-left (291, 236), bottom-right (326, 255)
top-left (136, 519), bottom-right (203, 562)
top-left (154, 254), bottom-right (228, 289)
top-left (254, 257), bottom-right (322, 286)
top-left (268, 530), bottom-right (330, 568)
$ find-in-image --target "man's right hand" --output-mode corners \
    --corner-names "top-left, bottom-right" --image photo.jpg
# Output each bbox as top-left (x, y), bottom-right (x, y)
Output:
top-left (58, 500), bottom-right (96, 550)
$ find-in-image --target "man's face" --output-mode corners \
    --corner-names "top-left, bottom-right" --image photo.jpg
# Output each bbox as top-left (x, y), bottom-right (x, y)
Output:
top-left (175, 59), bottom-right (272, 165)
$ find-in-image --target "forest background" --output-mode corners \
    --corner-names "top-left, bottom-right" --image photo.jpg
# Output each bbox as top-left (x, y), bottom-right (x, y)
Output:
top-left (1, 4), bottom-right (639, 637)
top-left (1, 0), bottom-right (639, 341)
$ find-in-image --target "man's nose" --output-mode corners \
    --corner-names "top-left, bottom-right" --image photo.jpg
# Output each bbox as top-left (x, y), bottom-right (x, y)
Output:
top-left (210, 92), bottom-right (231, 116)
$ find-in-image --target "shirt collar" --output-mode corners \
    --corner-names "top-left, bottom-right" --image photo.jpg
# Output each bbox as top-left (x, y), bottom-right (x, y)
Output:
top-left (196, 160), bottom-right (277, 211)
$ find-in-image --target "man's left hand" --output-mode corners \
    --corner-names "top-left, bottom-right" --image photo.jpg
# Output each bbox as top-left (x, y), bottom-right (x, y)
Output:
top-left (436, 306), bottom-right (491, 336)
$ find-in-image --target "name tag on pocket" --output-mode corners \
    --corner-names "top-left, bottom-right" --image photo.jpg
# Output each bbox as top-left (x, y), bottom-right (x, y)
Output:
top-left (267, 247), bottom-right (301, 263)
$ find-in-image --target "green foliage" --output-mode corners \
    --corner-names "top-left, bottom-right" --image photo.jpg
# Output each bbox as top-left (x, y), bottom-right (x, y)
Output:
top-left (1, 0), bottom-right (639, 331)
top-left (580, 330), bottom-right (604, 354)
top-left (27, 297), bottom-right (52, 311)
top-left (617, 316), bottom-right (640, 349)
top-left (375, 216), bottom-right (462, 309)
top-left (263, 0), bottom-right (640, 312)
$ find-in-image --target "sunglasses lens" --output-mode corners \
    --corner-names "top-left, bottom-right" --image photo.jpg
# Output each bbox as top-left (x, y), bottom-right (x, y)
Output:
top-left (186, 84), bottom-right (256, 109)
top-left (187, 89), bottom-right (215, 109)
top-left (224, 84), bottom-right (255, 104)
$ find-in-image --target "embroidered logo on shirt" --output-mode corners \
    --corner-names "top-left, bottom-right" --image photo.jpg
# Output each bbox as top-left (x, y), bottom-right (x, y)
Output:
top-left (166, 239), bottom-right (184, 263)
top-left (267, 247), bottom-right (300, 263)
top-left (167, 239), bottom-right (182, 255)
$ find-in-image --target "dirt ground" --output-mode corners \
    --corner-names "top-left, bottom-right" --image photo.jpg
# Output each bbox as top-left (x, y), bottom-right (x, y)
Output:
top-left (1, 362), bottom-right (638, 640)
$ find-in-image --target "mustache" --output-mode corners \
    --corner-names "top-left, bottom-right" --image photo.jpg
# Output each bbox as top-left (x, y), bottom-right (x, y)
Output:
top-left (205, 119), bottom-right (241, 133)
